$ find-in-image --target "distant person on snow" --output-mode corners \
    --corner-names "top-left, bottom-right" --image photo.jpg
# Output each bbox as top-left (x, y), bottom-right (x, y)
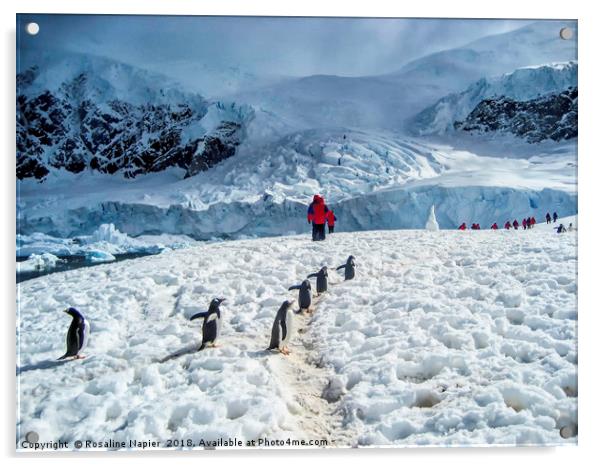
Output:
top-left (325, 210), bottom-right (337, 234)
top-left (553, 212), bottom-right (558, 223)
top-left (458, 223), bottom-right (467, 230)
top-left (471, 223), bottom-right (477, 230)
top-left (504, 221), bottom-right (512, 230)
top-left (307, 195), bottom-right (329, 241)
top-left (530, 216), bottom-right (536, 228)
top-left (512, 219), bottom-right (519, 230)
top-left (556, 223), bottom-right (567, 234)
top-left (522, 218), bottom-right (528, 230)
top-left (491, 222), bottom-right (498, 230)
top-left (546, 212), bottom-right (552, 224)
top-left (568, 223), bottom-right (574, 231)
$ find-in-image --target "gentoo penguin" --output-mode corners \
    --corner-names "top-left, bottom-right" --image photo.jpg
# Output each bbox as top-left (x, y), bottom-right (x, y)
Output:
top-left (336, 255), bottom-right (356, 280)
top-left (288, 280), bottom-right (312, 312)
top-left (58, 307), bottom-right (89, 360)
top-left (307, 266), bottom-right (328, 294)
top-left (190, 298), bottom-right (225, 350)
top-left (268, 300), bottom-right (295, 355)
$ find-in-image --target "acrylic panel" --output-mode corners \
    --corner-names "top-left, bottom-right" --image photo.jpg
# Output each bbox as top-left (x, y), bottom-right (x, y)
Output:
top-left (16, 14), bottom-right (578, 451)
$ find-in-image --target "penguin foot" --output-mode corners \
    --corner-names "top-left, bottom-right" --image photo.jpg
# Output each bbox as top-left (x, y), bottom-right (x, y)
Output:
top-left (279, 347), bottom-right (291, 356)
top-left (74, 355), bottom-right (86, 360)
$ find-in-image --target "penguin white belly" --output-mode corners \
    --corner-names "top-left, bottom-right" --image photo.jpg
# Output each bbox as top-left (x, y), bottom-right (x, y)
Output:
top-left (281, 309), bottom-right (294, 348)
top-left (205, 313), bottom-right (221, 342)
top-left (80, 319), bottom-right (90, 352)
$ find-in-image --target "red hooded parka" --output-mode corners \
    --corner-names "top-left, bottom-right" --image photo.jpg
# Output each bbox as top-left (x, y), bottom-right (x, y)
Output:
top-left (307, 195), bottom-right (329, 225)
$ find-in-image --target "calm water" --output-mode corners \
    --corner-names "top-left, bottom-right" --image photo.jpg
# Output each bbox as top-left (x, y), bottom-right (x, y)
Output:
top-left (16, 252), bottom-right (158, 284)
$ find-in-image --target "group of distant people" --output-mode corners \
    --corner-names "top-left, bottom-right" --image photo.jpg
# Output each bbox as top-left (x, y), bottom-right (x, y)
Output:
top-left (307, 194), bottom-right (337, 241)
top-left (458, 211), bottom-right (573, 234)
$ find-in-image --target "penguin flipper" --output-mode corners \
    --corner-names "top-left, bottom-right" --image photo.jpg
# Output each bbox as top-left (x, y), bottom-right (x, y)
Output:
top-left (307, 273), bottom-right (318, 278)
top-left (288, 285), bottom-right (301, 291)
top-left (336, 265), bottom-right (345, 270)
top-left (190, 311), bottom-right (208, 321)
top-left (280, 319), bottom-right (287, 343)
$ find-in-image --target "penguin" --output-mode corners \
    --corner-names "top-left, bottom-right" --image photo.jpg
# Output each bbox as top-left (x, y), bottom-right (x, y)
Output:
top-left (267, 300), bottom-right (295, 355)
top-left (288, 279), bottom-right (312, 312)
top-left (307, 266), bottom-right (328, 294)
top-left (336, 255), bottom-right (356, 280)
top-left (58, 307), bottom-right (89, 360)
top-left (190, 298), bottom-right (225, 351)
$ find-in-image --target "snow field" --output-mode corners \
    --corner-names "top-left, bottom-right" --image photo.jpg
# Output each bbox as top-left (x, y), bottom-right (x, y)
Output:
top-left (305, 229), bottom-right (577, 445)
top-left (17, 227), bottom-right (576, 447)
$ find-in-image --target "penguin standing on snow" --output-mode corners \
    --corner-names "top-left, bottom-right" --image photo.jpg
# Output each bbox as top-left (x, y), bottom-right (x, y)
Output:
top-left (288, 280), bottom-right (312, 312)
top-left (307, 266), bottom-right (328, 294)
top-left (336, 255), bottom-right (356, 280)
top-left (190, 298), bottom-right (225, 350)
top-left (58, 307), bottom-right (90, 360)
top-left (268, 300), bottom-right (295, 355)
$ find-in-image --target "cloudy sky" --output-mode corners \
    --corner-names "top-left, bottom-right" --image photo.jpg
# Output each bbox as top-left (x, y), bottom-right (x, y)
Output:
top-left (17, 14), bottom-right (534, 78)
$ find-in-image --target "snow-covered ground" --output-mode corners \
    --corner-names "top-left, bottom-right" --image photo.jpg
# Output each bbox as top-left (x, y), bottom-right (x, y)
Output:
top-left (17, 225), bottom-right (577, 448)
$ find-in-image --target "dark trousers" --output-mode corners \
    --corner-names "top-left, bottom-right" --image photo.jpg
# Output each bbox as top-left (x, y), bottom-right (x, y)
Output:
top-left (312, 223), bottom-right (326, 241)
top-left (328, 225), bottom-right (334, 233)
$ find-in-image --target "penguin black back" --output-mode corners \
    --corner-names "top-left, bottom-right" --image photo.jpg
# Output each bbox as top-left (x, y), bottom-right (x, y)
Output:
top-left (191, 298), bottom-right (225, 350)
top-left (288, 280), bottom-right (312, 310)
top-left (58, 307), bottom-right (89, 360)
top-left (268, 300), bottom-right (294, 351)
top-left (307, 266), bottom-right (328, 293)
top-left (337, 255), bottom-right (356, 280)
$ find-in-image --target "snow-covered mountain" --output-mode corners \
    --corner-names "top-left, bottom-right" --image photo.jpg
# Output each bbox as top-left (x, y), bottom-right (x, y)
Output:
top-left (387, 21), bottom-right (577, 91)
top-left (231, 21), bottom-right (577, 131)
top-left (454, 87), bottom-right (577, 143)
top-left (410, 62), bottom-right (577, 135)
top-left (16, 53), bottom-right (255, 180)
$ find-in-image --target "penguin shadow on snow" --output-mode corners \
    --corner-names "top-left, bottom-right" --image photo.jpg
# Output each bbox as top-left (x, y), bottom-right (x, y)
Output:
top-left (17, 358), bottom-right (72, 374)
top-left (155, 344), bottom-right (201, 363)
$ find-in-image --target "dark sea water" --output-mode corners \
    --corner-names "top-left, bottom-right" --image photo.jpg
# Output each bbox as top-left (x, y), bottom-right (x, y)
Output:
top-left (16, 252), bottom-right (157, 284)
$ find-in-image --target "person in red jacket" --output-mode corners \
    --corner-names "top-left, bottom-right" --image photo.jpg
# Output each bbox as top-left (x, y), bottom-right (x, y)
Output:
top-left (512, 219), bottom-right (519, 230)
top-left (504, 221), bottom-right (511, 230)
top-left (491, 222), bottom-right (498, 230)
top-left (458, 223), bottom-right (467, 230)
top-left (307, 194), bottom-right (329, 241)
top-left (522, 218), bottom-right (527, 230)
top-left (530, 216), bottom-right (536, 228)
top-left (325, 210), bottom-right (337, 233)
